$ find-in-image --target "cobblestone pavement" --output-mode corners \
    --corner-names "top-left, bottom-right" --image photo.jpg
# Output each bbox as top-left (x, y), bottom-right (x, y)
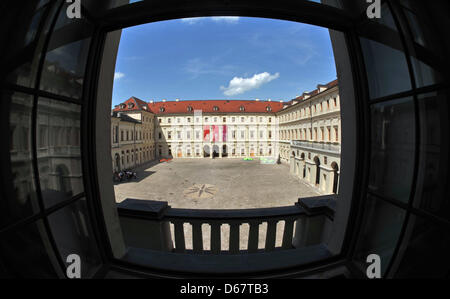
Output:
top-left (114, 158), bottom-right (324, 250)
top-left (114, 158), bottom-right (323, 209)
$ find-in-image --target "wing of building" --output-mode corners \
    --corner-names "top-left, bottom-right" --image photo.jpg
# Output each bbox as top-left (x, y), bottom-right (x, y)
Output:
top-left (111, 79), bottom-right (340, 194)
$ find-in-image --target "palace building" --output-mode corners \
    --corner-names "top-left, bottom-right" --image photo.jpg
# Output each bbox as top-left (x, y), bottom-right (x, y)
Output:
top-left (112, 79), bottom-right (341, 194)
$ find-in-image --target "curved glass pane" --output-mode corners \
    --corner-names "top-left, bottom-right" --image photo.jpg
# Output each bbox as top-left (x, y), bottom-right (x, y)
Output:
top-left (37, 98), bottom-right (83, 208)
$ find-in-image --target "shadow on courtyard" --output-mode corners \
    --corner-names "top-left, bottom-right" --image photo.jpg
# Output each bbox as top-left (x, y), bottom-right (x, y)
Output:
top-left (113, 170), bottom-right (156, 185)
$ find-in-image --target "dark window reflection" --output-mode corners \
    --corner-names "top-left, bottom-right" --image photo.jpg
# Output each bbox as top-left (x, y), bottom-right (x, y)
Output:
top-left (4, 1), bottom-right (57, 88)
top-left (395, 215), bottom-right (450, 278)
top-left (369, 97), bottom-right (415, 203)
top-left (39, 7), bottom-right (93, 100)
top-left (410, 57), bottom-right (443, 89)
top-left (373, 2), bottom-right (398, 32)
top-left (414, 91), bottom-right (450, 219)
top-left (354, 196), bottom-right (406, 277)
top-left (47, 199), bottom-right (102, 278)
top-left (37, 98), bottom-right (83, 208)
top-left (0, 220), bottom-right (58, 278)
top-left (2, 92), bottom-right (40, 228)
top-left (399, 2), bottom-right (445, 88)
top-left (360, 37), bottom-right (411, 99)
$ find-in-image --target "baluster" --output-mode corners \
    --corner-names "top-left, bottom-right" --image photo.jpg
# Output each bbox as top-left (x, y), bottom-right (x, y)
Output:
top-left (247, 221), bottom-right (260, 253)
top-left (229, 222), bottom-right (240, 254)
top-left (191, 221), bottom-right (203, 253)
top-left (265, 220), bottom-right (278, 251)
top-left (210, 222), bottom-right (221, 254)
top-left (282, 218), bottom-right (296, 249)
top-left (173, 221), bottom-right (186, 253)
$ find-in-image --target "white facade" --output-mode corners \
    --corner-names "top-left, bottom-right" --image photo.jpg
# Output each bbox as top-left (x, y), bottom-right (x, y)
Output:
top-left (278, 84), bottom-right (341, 194)
top-left (111, 81), bottom-right (341, 194)
top-left (155, 112), bottom-right (279, 159)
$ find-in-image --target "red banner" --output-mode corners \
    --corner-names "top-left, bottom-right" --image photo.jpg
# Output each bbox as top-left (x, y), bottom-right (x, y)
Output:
top-left (212, 125), bottom-right (219, 142)
top-left (222, 125), bottom-right (227, 142)
top-left (203, 125), bottom-right (210, 141)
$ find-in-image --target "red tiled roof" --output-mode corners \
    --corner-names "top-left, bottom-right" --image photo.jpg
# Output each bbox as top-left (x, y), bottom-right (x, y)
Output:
top-left (113, 79), bottom-right (338, 114)
top-left (114, 99), bottom-right (283, 114)
top-left (293, 79), bottom-right (338, 101)
top-left (147, 100), bottom-right (283, 114)
top-left (113, 97), bottom-right (148, 112)
top-left (326, 79), bottom-right (338, 88)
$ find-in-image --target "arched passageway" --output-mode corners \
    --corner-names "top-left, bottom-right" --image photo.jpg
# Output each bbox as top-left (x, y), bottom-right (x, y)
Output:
top-left (314, 156), bottom-right (320, 186)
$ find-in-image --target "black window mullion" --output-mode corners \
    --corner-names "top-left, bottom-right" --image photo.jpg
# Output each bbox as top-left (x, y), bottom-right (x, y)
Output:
top-left (29, 0), bottom-right (67, 275)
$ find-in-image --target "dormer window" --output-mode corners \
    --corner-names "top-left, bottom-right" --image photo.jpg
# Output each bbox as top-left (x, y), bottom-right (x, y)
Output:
top-left (213, 106), bottom-right (219, 111)
top-left (128, 103), bottom-right (134, 109)
top-left (120, 104), bottom-right (126, 109)
top-left (266, 106), bottom-right (272, 112)
top-left (143, 106), bottom-right (147, 110)
top-left (187, 106), bottom-right (193, 112)
top-left (159, 107), bottom-right (165, 112)
top-left (239, 106), bottom-right (245, 112)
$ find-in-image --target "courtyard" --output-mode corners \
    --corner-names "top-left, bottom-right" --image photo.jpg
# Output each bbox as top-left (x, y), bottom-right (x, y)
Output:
top-left (114, 158), bottom-right (323, 209)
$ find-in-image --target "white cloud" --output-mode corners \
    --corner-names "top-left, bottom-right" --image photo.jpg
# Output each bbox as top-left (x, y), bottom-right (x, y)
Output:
top-left (114, 72), bottom-right (125, 81)
top-left (180, 17), bottom-right (202, 25)
top-left (180, 16), bottom-right (240, 25)
top-left (211, 16), bottom-right (240, 23)
top-left (220, 72), bottom-right (280, 96)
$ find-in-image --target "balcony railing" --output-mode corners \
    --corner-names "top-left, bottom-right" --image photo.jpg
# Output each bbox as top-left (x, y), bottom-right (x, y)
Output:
top-left (117, 196), bottom-right (335, 255)
top-left (291, 140), bottom-right (341, 153)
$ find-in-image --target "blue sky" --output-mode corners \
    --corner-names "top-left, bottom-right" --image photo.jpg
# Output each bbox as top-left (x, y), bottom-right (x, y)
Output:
top-left (112, 16), bottom-right (336, 107)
